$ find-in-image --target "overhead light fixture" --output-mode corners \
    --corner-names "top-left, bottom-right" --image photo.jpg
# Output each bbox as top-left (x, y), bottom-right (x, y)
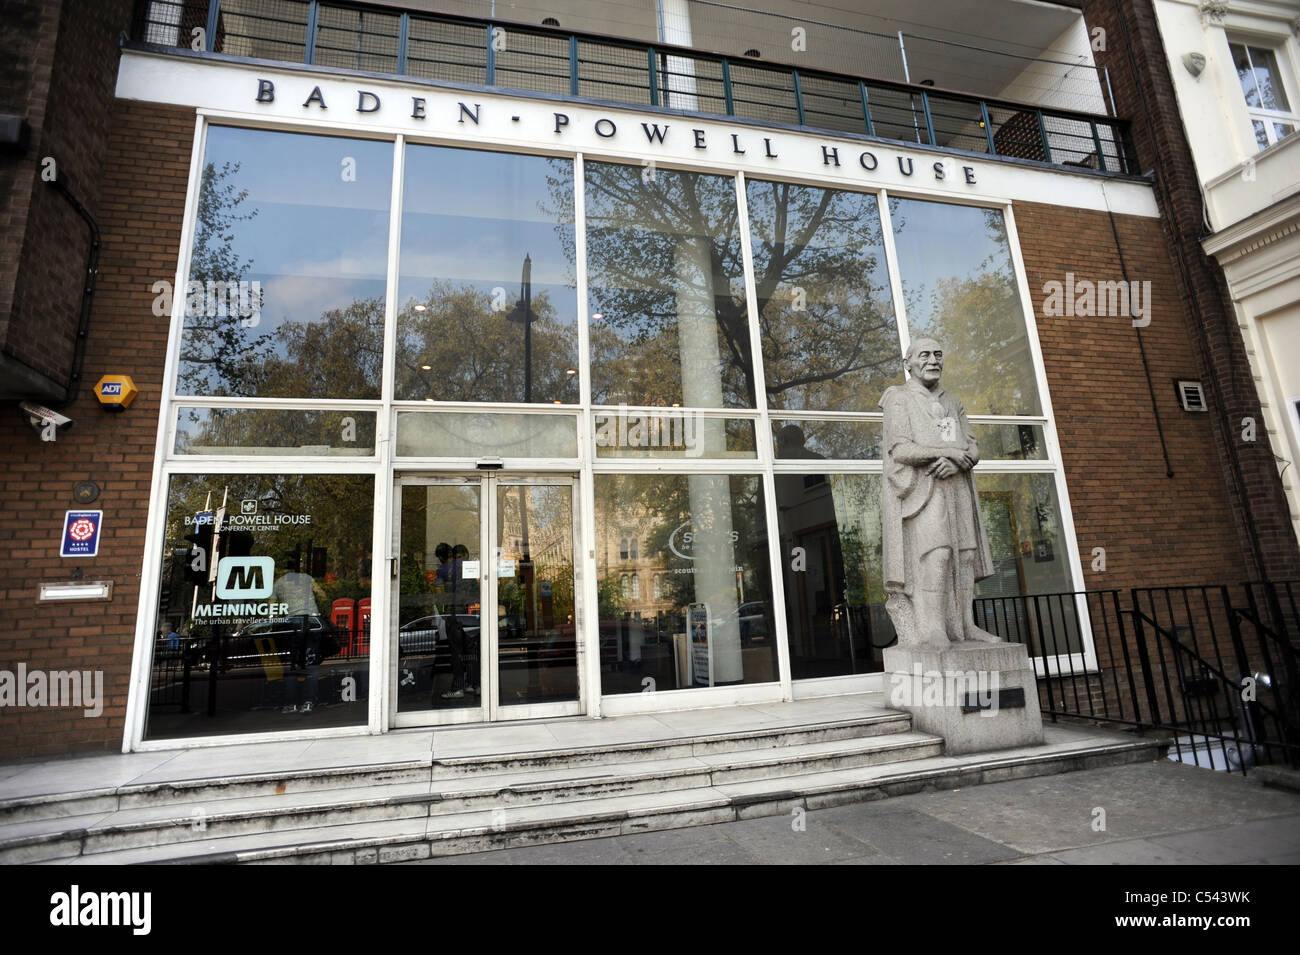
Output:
top-left (421, 363), bottom-right (432, 370)
top-left (744, 49), bottom-right (761, 58)
top-left (414, 304), bottom-right (426, 311)
top-left (920, 79), bottom-right (935, 86)
top-left (565, 369), bottom-right (577, 376)
top-left (591, 312), bottom-right (602, 320)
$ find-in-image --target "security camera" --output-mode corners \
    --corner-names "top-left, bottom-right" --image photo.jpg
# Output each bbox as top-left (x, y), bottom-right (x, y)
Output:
top-left (20, 401), bottom-right (73, 437)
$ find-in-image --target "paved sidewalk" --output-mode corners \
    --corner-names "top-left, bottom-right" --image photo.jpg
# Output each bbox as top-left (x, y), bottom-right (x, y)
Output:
top-left (412, 759), bottom-right (1300, 865)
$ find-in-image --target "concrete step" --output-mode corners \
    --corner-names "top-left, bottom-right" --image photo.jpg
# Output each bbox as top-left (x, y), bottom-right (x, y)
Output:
top-left (0, 730), bottom-right (941, 863)
top-left (0, 711), bottom-right (911, 829)
top-left (53, 731), bottom-right (1161, 865)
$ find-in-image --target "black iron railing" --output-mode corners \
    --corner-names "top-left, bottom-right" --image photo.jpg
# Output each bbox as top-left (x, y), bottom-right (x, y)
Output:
top-left (131, 0), bottom-right (1138, 174)
top-left (976, 581), bottom-right (1300, 775)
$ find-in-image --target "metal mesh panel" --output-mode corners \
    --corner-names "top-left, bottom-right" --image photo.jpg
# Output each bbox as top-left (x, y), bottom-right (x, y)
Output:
top-left (657, 54), bottom-right (727, 116)
top-left (1043, 114), bottom-right (1100, 167)
top-left (578, 41), bottom-right (653, 106)
top-left (406, 17), bottom-right (487, 85)
top-left (494, 29), bottom-right (571, 96)
top-left (139, 0), bottom-right (209, 49)
top-left (796, 74), bottom-right (867, 135)
top-left (925, 93), bottom-right (990, 155)
top-left (215, 0), bottom-right (310, 62)
top-left (864, 85), bottom-right (927, 145)
top-left (987, 105), bottom-right (1046, 161)
top-left (728, 63), bottom-right (798, 125)
top-left (313, 4), bottom-right (400, 73)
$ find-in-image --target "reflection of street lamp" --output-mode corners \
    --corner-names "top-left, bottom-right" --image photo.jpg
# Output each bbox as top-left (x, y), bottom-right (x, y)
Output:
top-left (506, 253), bottom-right (538, 404)
top-left (506, 254), bottom-right (537, 641)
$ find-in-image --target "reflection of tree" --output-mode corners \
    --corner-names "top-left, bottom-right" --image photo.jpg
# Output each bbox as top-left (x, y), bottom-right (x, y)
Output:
top-left (179, 161), bottom-right (273, 395)
top-left (746, 181), bottom-right (900, 410)
top-left (395, 282), bottom-right (578, 403)
top-left (266, 297), bottom-right (385, 399)
top-left (570, 163), bottom-right (906, 413)
top-left (893, 203), bottom-right (1038, 416)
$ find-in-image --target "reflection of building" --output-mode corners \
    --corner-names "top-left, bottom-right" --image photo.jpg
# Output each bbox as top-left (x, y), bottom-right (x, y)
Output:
top-left (2, 0), bottom-right (1297, 758)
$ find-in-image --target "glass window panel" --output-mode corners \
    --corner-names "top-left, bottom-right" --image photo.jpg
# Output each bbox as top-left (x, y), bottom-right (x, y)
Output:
top-left (395, 411), bottom-right (577, 458)
top-left (972, 423), bottom-right (1047, 461)
top-left (594, 473), bottom-right (776, 693)
top-left (396, 483), bottom-right (482, 713)
top-left (772, 419), bottom-right (882, 460)
top-left (1231, 43), bottom-right (1261, 108)
top-left (746, 179), bottom-right (901, 412)
top-left (585, 161), bottom-right (754, 409)
top-left (1247, 46), bottom-right (1291, 111)
top-left (775, 473), bottom-right (891, 678)
top-left (174, 408), bottom-right (376, 455)
top-left (594, 411), bottom-right (756, 458)
top-left (1253, 119), bottom-right (1270, 150)
top-left (890, 198), bottom-right (1043, 415)
top-left (775, 470), bottom-right (1075, 680)
top-left (396, 146), bottom-right (578, 404)
top-left (178, 127), bottom-right (392, 399)
top-left (972, 473), bottom-right (1080, 655)
top-left (146, 473), bottom-right (375, 740)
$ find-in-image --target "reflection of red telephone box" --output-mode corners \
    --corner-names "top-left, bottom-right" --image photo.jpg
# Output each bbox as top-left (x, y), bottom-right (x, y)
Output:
top-left (357, 597), bottom-right (372, 655)
top-left (331, 599), bottom-right (355, 657)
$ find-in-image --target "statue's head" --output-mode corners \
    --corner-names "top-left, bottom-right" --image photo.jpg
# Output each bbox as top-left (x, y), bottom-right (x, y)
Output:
top-left (904, 338), bottom-right (944, 387)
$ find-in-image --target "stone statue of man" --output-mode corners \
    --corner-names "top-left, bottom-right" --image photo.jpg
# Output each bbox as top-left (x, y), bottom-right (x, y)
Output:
top-left (879, 338), bottom-right (1000, 647)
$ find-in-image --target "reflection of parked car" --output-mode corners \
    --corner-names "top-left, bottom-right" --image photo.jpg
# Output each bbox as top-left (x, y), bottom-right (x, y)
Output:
top-left (723, 601), bottom-right (770, 645)
top-left (205, 615), bottom-right (341, 672)
top-left (398, 614), bottom-right (481, 657)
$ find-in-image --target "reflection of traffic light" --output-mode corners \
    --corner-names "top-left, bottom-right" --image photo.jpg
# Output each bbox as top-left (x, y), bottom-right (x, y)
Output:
top-left (183, 514), bottom-right (215, 586)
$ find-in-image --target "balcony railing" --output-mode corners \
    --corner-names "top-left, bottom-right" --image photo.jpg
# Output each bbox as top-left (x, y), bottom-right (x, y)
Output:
top-left (132, 0), bottom-right (1137, 175)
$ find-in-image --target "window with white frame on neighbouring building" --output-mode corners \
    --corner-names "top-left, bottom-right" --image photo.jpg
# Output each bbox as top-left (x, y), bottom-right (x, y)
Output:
top-left (1229, 41), bottom-right (1299, 149)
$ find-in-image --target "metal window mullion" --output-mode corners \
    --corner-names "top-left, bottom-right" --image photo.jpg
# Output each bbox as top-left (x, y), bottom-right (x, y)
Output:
top-left (647, 46), bottom-right (658, 105)
top-left (920, 90), bottom-right (936, 145)
top-left (304, 0), bottom-right (319, 65)
top-left (792, 69), bottom-right (806, 126)
top-left (205, 0), bottom-right (220, 52)
top-left (980, 100), bottom-right (996, 154)
top-left (570, 35), bottom-right (579, 96)
top-left (860, 81), bottom-right (875, 136)
top-left (485, 23), bottom-right (496, 85)
top-left (721, 59), bottom-right (734, 115)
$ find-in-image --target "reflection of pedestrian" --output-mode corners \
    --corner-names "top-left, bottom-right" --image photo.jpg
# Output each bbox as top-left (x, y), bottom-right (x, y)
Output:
top-left (273, 558), bottom-right (324, 714)
top-left (438, 544), bottom-right (478, 699)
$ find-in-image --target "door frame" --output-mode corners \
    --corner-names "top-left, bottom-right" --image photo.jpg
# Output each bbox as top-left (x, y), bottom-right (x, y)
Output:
top-left (390, 471), bottom-right (584, 728)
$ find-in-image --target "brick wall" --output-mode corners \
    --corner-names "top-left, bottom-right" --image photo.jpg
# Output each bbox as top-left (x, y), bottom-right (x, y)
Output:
top-left (0, 0), bottom-right (136, 396)
top-left (1082, 0), bottom-right (1300, 582)
top-left (0, 100), bottom-right (195, 759)
top-left (1014, 200), bottom-right (1254, 587)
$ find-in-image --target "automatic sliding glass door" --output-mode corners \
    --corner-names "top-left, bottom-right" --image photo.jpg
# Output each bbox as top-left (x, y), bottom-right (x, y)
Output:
top-left (393, 474), bottom-right (580, 725)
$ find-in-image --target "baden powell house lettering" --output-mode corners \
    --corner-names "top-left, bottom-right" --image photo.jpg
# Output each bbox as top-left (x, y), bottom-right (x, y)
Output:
top-left (249, 78), bottom-right (979, 188)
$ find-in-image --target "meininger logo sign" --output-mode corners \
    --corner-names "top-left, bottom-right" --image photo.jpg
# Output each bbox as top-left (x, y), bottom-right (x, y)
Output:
top-left (49, 885), bottom-right (151, 935)
top-left (215, 556), bottom-right (275, 599)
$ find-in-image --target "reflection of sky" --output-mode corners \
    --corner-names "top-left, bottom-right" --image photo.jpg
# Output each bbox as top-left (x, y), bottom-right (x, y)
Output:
top-left (206, 126), bottom-right (393, 209)
top-left (891, 198), bottom-right (1010, 328)
top-left (399, 146), bottom-right (576, 307)
top-left (197, 127), bottom-right (392, 333)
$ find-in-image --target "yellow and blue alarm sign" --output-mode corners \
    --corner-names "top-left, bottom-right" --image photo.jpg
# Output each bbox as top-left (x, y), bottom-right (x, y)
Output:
top-left (94, 374), bottom-right (138, 410)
